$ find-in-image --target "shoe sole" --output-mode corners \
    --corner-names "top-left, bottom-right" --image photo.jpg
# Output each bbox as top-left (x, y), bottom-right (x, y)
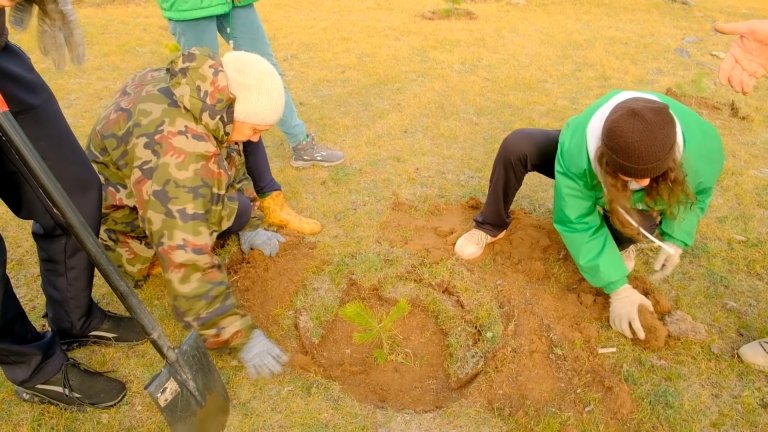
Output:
top-left (289, 158), bottom-right (345, 168)
top-left (15, 386), bottom-right (126, 410)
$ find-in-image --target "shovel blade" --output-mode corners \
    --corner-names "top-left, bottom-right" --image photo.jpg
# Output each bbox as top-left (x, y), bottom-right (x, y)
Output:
top-left (145, 333), bottom-right (230, 432)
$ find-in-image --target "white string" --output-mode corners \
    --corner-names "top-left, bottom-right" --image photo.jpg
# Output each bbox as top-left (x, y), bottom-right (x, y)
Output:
top-left (617, 207), bottom-right (676, 254)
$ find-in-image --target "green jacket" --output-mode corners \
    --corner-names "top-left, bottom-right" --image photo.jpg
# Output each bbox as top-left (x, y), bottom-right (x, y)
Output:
top-left (156, 0), bottom-right (258, 22)
top-left (553, 90), bottom-right (724, 294)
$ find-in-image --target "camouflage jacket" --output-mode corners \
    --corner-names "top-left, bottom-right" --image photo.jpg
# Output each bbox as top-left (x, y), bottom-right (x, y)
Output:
top-left (87, 49), bottom-right (254, 330)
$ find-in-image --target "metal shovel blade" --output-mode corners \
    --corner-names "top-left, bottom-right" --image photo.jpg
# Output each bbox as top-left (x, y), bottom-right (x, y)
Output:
top-left (145, 333), bottom-right (229, 432)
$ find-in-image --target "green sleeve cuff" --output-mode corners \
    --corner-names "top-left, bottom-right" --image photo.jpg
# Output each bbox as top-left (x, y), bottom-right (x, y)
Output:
top-left (602, 277), bottom-right (628, 295)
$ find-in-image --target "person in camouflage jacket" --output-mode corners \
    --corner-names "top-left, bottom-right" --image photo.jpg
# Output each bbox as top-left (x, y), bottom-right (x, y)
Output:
top-left (86, 49), bottom-right (289, 375)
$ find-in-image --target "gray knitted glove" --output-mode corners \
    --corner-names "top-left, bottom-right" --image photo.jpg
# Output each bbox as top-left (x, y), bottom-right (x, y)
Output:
top-left (10, 0), bottom-right (85, 70)
top-left (239, 330), bottom-right (288, 379)
top-left (239, 229), bottom-right (285, 257)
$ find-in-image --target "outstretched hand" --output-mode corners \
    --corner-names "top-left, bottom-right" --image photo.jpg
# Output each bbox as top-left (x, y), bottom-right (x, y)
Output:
top-left (715, 20), bottom-right (768, 95)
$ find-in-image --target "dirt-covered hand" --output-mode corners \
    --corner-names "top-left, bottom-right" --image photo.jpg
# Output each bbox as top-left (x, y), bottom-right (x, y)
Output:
top-left (650, 242), bottom-right (682, 281)
top-left (609, 284), bottom-right (655, 340)
top-left (239, 228), bottom-right (285, 257)
top-left (239, 329), bottom-right (288, 378)
top-left (715, 20), bottom-right (768, 95)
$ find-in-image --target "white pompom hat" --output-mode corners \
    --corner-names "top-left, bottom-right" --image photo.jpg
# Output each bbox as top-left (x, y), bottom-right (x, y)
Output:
top-left (221, 51), bottom-right (285, 126)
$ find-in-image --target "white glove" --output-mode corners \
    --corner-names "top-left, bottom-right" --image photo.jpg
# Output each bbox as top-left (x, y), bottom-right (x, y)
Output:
top-left (650, 242), bottom-right (683, 281)
top-left (239, 229), bottom-right (285, 257)
top-left (239, 329), bottom-right (288, 379)
top-left (609, 284), bottom-right (655, 340)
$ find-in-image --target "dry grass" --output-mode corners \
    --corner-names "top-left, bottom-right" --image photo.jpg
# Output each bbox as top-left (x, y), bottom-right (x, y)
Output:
top-left (2, 0), bottom-right (768, 430)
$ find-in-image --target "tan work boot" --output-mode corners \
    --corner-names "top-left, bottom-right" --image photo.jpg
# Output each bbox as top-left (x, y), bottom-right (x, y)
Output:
top-left (737, 338), bottom-right (768, 372)
top-left (621, 245), bottom-right (637, 273)
top-left (258, 191), bottom-right (322, 235)
top-left (454, 228), bottom-right (505, 260)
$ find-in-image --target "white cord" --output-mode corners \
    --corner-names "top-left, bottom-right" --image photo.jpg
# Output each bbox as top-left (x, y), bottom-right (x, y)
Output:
top-left (617, 207), bottom-right (676, 254)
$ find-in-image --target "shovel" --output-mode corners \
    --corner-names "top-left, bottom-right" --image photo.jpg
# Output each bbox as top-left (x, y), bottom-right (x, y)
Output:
top-left (0, 93), bottom-right (229, 431)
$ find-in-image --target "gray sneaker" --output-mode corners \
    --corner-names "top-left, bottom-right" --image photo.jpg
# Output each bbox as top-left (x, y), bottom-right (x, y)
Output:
top-left (290, 133), bottom-right (345, 167)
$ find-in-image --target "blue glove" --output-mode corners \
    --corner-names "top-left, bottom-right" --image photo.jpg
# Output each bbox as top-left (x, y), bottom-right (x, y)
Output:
top-left (239, 229), bottom-right (285, 257)
top-left (239, 329), bottom-right (288, 378)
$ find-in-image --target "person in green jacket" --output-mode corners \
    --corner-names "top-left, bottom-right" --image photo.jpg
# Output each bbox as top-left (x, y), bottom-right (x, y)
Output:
top-left (155, 0), bottom-right (344, 168)
top-left (455, 90), bottom-right (725, 340)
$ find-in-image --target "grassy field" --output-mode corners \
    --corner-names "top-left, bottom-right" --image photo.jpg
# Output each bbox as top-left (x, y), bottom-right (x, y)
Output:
top-left (1, 0), bottom-right (767, 430)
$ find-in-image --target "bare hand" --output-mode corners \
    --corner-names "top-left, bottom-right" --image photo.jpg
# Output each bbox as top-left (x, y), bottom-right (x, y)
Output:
top-left (715, 20), bottom-right (768, 95)
top-left (0, 0), bottom-right (22, 8)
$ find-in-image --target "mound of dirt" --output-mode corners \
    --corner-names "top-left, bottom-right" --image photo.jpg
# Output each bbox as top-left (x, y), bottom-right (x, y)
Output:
top-left (227, 197), bottom-right (691, 425)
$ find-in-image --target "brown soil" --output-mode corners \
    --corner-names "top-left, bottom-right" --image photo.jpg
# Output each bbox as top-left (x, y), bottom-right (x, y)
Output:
top-left (302, 282), bottom-right (461, 411)
top-left (227, 198), bottom-right (684, 425)
top-left (664, 87), bottom-right (751, 121)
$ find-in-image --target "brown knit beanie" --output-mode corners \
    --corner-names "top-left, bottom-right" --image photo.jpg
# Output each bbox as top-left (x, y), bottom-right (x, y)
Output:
top-left (601, 97), bottom-right (677, 179)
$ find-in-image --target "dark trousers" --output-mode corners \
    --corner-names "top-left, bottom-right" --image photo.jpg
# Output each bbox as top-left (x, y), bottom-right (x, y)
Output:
top-left (243, 138), bottom-right (281, 196)
top-left (473, 128), bottom-right (657, 250)
top-left (0, 43), bottom-right (106, 386)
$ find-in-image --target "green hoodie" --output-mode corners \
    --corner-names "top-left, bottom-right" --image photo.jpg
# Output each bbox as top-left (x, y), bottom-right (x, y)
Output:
top-left (553, 90), bottom-right (724, 294)
top-left (156, 0), bottom-right (258, 22)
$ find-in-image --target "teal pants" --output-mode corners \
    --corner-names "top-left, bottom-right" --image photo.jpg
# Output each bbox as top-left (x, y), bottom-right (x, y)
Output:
top-left (169, 5), bottom-right (307, 146)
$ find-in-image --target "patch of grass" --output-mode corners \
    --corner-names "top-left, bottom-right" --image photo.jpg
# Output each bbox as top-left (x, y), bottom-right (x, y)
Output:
top-left (3, 0), bottom-right (768, 430)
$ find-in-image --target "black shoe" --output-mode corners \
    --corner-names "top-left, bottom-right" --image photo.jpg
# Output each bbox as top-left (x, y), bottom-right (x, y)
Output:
top-left (15, 359), bottom-right (126, 409)
top-left (60, 311), bottom-right (148, 350)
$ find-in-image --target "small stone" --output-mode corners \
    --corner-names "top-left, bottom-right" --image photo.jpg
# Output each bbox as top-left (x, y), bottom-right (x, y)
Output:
top-left (723, 300), bottom-right (739, 311)
top-left (732, 235), bottom-right (747, 242)
top-left (682, 36), bottom-right (701, 44)
top-left (674, 47), bottom-right (691, 59)
top-left (710, 51), bottom-right (726, 59)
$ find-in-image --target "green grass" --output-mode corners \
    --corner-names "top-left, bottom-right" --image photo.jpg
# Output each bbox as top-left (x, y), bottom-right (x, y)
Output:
top-left (2, 0), bottom-right (768, 430)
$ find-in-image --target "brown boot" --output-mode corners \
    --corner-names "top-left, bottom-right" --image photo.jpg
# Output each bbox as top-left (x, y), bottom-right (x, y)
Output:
top-left (258, 191), bottom-right (322, 235)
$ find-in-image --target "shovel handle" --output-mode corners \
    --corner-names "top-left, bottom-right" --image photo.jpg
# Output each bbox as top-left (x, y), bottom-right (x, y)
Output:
top-left (0, 93), bottom-right (201, 388)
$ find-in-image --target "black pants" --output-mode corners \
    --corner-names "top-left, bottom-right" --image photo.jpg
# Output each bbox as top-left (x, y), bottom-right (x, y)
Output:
top-left (473, 128), bottom-right (657, 250)
top-left (243, 138), bottom-right (281, 196)
top-left (0, 43), bottom-right (106, 386)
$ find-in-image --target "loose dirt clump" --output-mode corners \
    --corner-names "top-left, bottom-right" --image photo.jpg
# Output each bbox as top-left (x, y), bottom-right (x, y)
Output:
top-left (664, 310), bottom-right (708, 341)
top-left (664, 87), bottom-right (752, 121)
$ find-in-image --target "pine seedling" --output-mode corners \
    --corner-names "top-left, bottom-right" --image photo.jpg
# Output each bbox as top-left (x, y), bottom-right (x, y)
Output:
top-left (339, 298), bottom-right (411, 364)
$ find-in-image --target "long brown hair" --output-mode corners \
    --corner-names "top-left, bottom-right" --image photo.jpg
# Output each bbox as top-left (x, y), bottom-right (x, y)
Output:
top-left (596, 145), bottom-right (694, 239)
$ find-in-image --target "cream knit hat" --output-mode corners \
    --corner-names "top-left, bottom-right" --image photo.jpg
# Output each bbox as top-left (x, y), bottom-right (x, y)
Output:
top-left (221, 51), bottom-right (285, 126)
